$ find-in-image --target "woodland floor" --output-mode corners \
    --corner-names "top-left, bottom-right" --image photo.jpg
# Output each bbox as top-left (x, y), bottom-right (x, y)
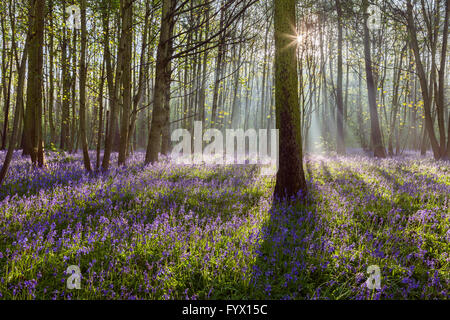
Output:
top-left (0, 150), bottom-right (448, 299)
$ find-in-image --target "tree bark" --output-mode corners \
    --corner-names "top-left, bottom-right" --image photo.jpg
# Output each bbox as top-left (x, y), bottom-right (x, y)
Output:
top-left (0, 21), bottom-right (29, 184)
top-left (273, 0), bottom-right (307, 199)
top-left (129, 0), bottom-right (151, 156)
top-left (335, 0), bottom-right (345, 154)
top-left (79, 0), bottom-right (91, 171)
top-left (96, 61), bottom-right (105, 170)
top-left (362, 0), bottom-right (386, 158)
top-left (145, 0), bottom-right (175, 164)
top-left (47, 0), bottom-right (55, 145)
top-left (60, 0), bottom-right (70, 151)
top-left (438, 0), bottom-right (449, 158)
top-left (406, 0), bottom-right (441, 159)
top-left (118, 0), bottom-right (133, 166)
top-left (24, 0), bottom-right (46, 166)
top-left (102, 5), bottom-right (124, 170)
top-left (210, 1), bottom-right (226, 128)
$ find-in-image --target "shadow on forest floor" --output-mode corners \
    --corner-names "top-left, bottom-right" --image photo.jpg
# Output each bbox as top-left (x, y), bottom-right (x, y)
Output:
top-left (238, 158), bottom-right (448, 299)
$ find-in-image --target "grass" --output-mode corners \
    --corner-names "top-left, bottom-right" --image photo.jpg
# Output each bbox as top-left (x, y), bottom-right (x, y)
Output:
top-left (0, 151), bottom-right (448, 300)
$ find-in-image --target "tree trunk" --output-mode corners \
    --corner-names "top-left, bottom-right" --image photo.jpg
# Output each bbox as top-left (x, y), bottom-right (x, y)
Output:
top-left (273, 0), bottom-right (307, 199)
top-left (335, 0), bottom-right (345, 154)
top-left (210, 1), bottom-right (226, 128)
top-left (198, 4), bottom-right (210, 128)
top-left (24, 0), bottom-right (46, 166)
top-left (0, 6), bottom-right (14, 151)
top-left (145, 0), bottom-right (175, 164)
top-left (69, 28), bottom-right (77, 154)
top-left (388, 46), bottom-right (406, 156)
top-left (231, 24), bottom-right (244, 129)
top-left (0, 21), bottom-right (28, 184)
top-left (362, 0), bottom-right (386, 158)
top-left (438, 0), bottom-right (449, 158)
top-left (102, 6), bottom-right (125, 170)
top-left (118, 0), bottom-right (133, 166)
top-left (406, 0), bottom-right (441, 160)
top-left (79, 0), bottom-right (91, 171)
top-left (129, 0), bottom-right (151, 156)
top-left (160, 43), bottom-right (173, 156)
top-left (48, 0), bottom-right (55, 145)
top-left (60, 0), bottom-right (70, 151)
top-left (96, 61), bottom-right (105, 170)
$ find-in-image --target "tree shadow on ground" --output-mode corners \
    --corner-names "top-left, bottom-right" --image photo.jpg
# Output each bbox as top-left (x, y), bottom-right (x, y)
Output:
top-left (238, 160), bottom-right (331, 300)
top-left (236, 159), bottom-right (448, 300)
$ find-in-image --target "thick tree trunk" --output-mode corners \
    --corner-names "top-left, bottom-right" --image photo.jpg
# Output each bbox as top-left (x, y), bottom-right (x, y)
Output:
top-left (273, 0), bottom-right (307, 199)
top-left (24, 0), bottom-right (46, 166)
top-left (145, 0), bottom-right (175, 164)
top-left (362, 0), bottom-right (386, 158)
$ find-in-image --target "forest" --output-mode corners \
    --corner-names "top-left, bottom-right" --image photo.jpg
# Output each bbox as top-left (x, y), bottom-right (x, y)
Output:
top-left (0, 0), bottom-right (448, 300)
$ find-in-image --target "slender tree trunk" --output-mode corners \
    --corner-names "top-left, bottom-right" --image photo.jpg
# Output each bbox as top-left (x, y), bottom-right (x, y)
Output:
top-left (48, 0), bottom-right (55, 145)
top-left (344, 34), bottom-right (349, 124)
top-left (335, 0), bottom-right (345, 154)
top-left (244, 45), bottom-right (256, 130)
top-left (438, 0), bottom-right (449, 158)
top-left (388, 46), bottom-right (406, 156)
top-left (260, 23), bottom-right (270, 130)
top-left (118, 0), bottom-right (133, 166)
top-left (129, 0), bottom-right (151, 156)
top-left (319, 14), bottom-right (329, 143)
top-left (60, 0), bottom-right (70, 151)
top-left (362, 0), bottom-right (386, 158)
top-left (79, 0), bottom-right (91, 171)
top-left (406, 0), bottom-right (441, 159)
top-left (231, 24), bottom-right (244, 129)
top-left (1, 6), bottom-right (14, 151)
top-left (96, 61), bottom-right (105, 169)
top-left (420, 121), bottom-right (428, 156)
top-left (357, 64), bottom-right (367, 150)
top-left (0, 21), bottom-right (28, 184)
top-left (69, 27), bottom-right (78, 154)
top-left (102, 6), bottom-right (124, 170)
top-left (197, 6), bottom-right (210, 129)
top-left (211, 1), bottom-right (226, 128)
